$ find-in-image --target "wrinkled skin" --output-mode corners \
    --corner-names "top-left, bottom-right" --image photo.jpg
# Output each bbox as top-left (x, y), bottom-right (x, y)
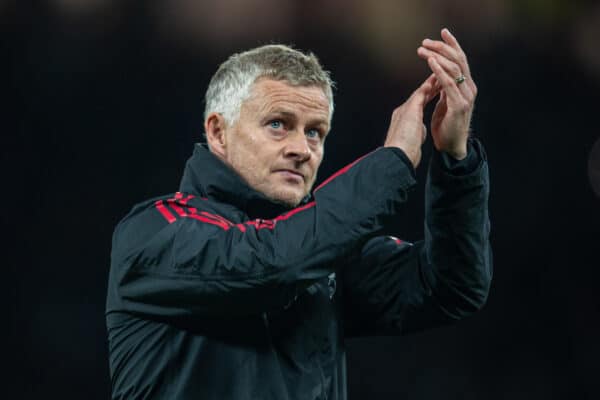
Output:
top-left (206, 79), bottom-right (330, 208)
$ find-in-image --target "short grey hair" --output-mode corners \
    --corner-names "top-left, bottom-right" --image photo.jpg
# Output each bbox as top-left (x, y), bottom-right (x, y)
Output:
top-left (204, 44), bottom-right (335, 126)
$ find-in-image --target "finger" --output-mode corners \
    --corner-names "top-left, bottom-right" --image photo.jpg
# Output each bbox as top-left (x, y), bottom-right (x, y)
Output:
top-left (427, 57), bottom-right (463, 104)
top-left (430, 90), bottom-right (446, 129)
top-left (422, 73), bottom-right (441, 103)
top-left (439, 90), bottom-right (447, 107)
top-left (426, 81), bottom-right (441, 104)
top-left (440, 29), bottom-right (464, 55)
top-left (440, 28), bottom-right (477, 97)
top-left (418, 47), bottom-right (473, 98)
top-left (422, 37), bottom-right (471, 80)
top-left (422, 39), bottom-right (459, 65)
top-left (428, 78), bottom-right (442, 103)
top-left (409, 73), bottom-right (439, 107)
top-left (440, 28), bottom-right (472, 78)
top-left (418, 47), bottom-right (461, 79)
top-left (436, 91), bottom-right (447, 117)
top-left (441, 28), bottom-right (463, 53)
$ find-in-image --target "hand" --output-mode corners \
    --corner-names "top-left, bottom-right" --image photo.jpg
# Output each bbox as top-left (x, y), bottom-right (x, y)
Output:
top-left (384, 74), bottom-right (439, 168)
top-left (417, 28), bottom-right (477, 160)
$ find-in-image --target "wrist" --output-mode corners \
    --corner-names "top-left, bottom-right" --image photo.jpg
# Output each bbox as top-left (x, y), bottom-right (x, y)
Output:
top-left (437, 141), bottom-right (467, 160)
top-left (391, 145), bottom-right (420, 168)
top-left (444, 147), bottom-right (467, 160)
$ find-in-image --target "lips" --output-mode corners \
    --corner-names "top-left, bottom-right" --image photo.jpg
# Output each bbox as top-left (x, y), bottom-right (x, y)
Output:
top-left (274, 169), bottom-right (305, 182)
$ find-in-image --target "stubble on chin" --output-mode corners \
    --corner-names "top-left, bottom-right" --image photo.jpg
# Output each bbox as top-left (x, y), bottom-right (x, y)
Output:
top-left (234, 163), bottom-right (310, 208)
top-left (270, 196), bottom-right (300, 209)
top-left (263, 186), bottom-right (306, 208)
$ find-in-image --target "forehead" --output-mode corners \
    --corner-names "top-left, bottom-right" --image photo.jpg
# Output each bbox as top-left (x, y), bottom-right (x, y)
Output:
top-left (244, 79), bottom-right (331, 122)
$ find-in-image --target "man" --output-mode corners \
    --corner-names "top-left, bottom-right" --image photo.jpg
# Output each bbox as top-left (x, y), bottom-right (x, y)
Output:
top-left (106, 28), bottom-right (491, 399)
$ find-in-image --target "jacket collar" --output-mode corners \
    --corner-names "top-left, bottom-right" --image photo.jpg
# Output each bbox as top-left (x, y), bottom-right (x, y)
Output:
top-left (179, 144), bottom-right (306, 219)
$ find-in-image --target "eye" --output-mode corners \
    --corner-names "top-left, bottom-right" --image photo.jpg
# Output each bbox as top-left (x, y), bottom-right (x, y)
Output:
top-left (306, 128), bottom-right (321, 140)
top-left (270, 120), bottom-right (283, 129)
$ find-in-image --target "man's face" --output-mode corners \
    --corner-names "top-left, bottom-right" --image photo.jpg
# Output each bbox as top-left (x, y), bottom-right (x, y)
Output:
top-left (218, 79), bottom-right (330, 207)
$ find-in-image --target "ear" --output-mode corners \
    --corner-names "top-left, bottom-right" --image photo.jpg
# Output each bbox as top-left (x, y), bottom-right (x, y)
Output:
top-left (204, 112), bottom-right (228, 159)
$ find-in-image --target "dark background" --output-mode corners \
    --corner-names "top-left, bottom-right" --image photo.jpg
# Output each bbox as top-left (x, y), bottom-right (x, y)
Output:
top-left (5, 0), bottom-right (600, 399)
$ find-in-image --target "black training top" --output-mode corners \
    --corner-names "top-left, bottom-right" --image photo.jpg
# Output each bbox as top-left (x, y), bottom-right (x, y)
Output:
top-left (106, 141), bottom-right (492, 399)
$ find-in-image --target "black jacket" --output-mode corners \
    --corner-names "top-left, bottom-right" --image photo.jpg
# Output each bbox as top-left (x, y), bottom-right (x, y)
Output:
top-left (106, 141), bottom-right (492, 399)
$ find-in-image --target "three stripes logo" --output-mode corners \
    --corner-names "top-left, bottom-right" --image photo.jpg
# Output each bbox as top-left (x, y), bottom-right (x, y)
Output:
top-left (154, 192), bottom-right (285, 232)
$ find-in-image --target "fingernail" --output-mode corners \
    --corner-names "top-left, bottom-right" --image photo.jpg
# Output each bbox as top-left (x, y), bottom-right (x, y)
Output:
top-left (423, 38), bottom-right (430, 44)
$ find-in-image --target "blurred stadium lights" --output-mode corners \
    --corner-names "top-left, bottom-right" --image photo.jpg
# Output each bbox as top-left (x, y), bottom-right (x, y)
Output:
top-left (34, 0), bottom-right (600, 84)
top-left (150, 0), bottom-right (296, 47)
top-left (50, 0), bottom-right (117, 16)
top-left (572, 2), bottom-right (600, 82)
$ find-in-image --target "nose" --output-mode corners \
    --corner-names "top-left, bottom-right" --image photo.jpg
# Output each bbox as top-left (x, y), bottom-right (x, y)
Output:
top-left (283, 130), bottom-right (311, 162)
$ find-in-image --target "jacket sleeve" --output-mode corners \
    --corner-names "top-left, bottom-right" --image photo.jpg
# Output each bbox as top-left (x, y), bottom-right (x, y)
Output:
top-left (342, 139), bottom-right (492, 337)
top-left (107, 147), bottom-right (417, 318)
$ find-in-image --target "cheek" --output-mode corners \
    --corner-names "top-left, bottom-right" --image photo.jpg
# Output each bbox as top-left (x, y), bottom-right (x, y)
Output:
top-left (231, 134), bottom-right (273, 180)
top-left (312, 150), bottom-right (324, 170)
top-left (306, 153), bottom-right (323, 184)
top-left (228, 130), bottom-right (258, 162)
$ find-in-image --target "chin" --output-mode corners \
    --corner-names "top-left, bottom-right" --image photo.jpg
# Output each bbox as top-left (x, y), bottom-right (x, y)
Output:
top-left (268, 189), bottom-right (306, 208)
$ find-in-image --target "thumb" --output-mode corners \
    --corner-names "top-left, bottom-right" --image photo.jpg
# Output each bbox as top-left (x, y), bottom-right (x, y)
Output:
top-left (407, 74), bottom-right (438, 109)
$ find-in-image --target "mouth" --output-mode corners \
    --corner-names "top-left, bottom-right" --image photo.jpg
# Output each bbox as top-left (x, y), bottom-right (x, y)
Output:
top-left (274, 169), bottom-right (305, 183)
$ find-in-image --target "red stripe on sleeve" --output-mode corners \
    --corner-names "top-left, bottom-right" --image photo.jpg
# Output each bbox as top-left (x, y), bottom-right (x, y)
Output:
top-left (274, 201), bottom-right (316, 222)
top-left (186, 214), bottom-right (232, 230)
top-left (313, 152), bottom-right (372, 193)
top-left (199, 211), bottom-right (235, 227)
top-left (180, 194), bottom-right (195, 204)
top-left (245, 219), bottom-right (276, 230)
top-left (235, 223), bottom-right (247, 232)
top-left (167, 199), bottom-right (187, 217)
top-left (157, 192), bottom-right (316, 231)
top-left (166, 193), bottom-right (196, 217)
top-left (155, 200), bottom-right (177, 223)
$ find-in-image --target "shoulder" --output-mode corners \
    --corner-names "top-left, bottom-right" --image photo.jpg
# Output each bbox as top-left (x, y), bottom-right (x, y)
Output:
top-left (111, 192), bottom-right (240, 258)
top-left (110, 193), bottom-right (177, 258)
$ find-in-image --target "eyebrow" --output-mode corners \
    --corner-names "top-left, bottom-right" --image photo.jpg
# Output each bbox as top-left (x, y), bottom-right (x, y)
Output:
top-left (265, 109), bottom-right (329, 128)
top-left (268, 110), bottom-right (297, 120)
